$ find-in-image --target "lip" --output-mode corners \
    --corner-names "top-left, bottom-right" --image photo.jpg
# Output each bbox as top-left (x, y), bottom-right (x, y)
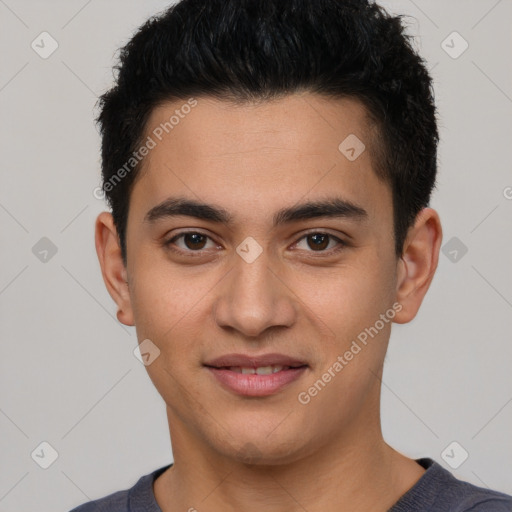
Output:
top-left (204, 352), bottom-right (308, 368)
top-left (204, 353), bottom-right (308, 397)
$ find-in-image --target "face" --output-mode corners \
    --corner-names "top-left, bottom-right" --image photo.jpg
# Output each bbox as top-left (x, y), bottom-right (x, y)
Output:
top-left (98, 93), bottom-right (433, 465)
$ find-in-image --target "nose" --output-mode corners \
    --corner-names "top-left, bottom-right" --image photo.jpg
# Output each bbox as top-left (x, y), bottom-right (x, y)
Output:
top-left (213, 248), bottom-right (298, 339)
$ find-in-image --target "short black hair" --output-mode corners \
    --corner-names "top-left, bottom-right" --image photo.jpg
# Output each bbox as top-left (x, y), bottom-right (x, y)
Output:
top-left (97, 0), bottom-right (438, 263)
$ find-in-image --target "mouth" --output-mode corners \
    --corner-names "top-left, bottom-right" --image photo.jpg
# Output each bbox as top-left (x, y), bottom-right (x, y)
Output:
top-left (204, 353), bottom-right (309, 397)
top-left (219, 364), bottom-right (303, 374)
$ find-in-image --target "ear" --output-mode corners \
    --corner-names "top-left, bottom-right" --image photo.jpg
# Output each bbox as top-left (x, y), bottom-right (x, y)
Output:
top-left (95, 211), bottom-right (134, 326)
top-left (393, 208), bottom-right (443, 324)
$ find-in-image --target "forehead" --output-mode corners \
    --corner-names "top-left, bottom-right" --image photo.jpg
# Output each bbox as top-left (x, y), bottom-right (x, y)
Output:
top-left (130, 93), bottom-right (391, 227)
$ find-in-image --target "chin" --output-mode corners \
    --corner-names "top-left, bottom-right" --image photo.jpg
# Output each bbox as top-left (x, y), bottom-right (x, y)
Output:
top-left (235, 441), bottom-right (314, 467)
top-left (214, 428), bottom-right (313, 467)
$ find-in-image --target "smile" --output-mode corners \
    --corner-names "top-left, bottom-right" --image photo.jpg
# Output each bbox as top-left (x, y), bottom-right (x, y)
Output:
top-left (205, 364), bottom-right (308, 397)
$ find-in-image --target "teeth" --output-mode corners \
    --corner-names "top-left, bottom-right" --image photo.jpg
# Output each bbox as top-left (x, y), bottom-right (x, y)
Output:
top-left (228, 365), bottom-right (287, 374)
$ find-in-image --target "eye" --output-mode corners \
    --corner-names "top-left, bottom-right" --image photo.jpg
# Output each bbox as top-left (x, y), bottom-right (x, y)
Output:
top-left (165, 231), bottom-right (219, 254)
top-left (294, 232), bottom-right (345, 254)
top-left (164, 230), bottom-right (346, 258)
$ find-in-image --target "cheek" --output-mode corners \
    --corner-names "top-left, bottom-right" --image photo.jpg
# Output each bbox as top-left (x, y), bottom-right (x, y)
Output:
top-left (294, 266), bottom-right (393, 428)
top-left (294, 258), bottom-right (396, 400)
top-left (128, 267), bottom-right (210, 412)
top-left (129, 256), bottom-right (217, 336)
top-left (294, 257), bottom-right (393, 332)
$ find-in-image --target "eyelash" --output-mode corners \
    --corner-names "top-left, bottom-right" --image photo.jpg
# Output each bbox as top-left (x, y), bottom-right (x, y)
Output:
top-left (163, 230), bottom-right (347, 258)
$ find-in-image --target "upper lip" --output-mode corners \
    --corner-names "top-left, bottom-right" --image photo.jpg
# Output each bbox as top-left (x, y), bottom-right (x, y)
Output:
top-left (204, 353), bottom-right (308, 368)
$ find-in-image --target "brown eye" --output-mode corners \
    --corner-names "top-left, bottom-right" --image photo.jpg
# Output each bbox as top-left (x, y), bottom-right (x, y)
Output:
top-left (165, 231), bottom-right (217, 254)
top-left (182, 233), bottom-right (207, 250)
top-left (307, 233), bottom-right (329, 251)
top-left (294, 232), bottom-right (345, 254)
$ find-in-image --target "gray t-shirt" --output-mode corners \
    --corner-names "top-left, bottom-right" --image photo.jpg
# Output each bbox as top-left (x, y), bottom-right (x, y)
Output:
top-left (68, 458), bottom-right (512, 511)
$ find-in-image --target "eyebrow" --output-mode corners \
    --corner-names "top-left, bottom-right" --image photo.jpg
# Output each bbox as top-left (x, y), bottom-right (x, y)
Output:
top-left (144, 196), bottom-right (368, 227)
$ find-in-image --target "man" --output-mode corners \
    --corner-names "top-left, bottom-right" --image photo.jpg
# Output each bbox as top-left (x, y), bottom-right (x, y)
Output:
top-left (70, 0), bottom-right (512, 510)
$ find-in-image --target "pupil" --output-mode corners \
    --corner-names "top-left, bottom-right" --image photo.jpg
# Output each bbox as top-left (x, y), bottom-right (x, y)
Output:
top-left (185, 233), bottom-right (206, 249)
top-left (309, 234), bottom-right (328, 251)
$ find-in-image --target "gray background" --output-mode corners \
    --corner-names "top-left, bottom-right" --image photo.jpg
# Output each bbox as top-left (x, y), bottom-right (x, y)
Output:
top-left (0, 1), bottom-right (511, 510)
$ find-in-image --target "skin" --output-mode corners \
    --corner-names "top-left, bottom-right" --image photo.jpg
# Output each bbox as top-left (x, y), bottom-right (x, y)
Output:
top-left (95, 93), bottom-right (442, 512)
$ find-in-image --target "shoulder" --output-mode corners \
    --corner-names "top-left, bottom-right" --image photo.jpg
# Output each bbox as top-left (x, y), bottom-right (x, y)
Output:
top-left (391, 458), bottom-right (512, 512)
top-left (442, 476), bottom-right (512, 512)
top-left (67, 464), bottom-right (172, 512)
top-left (68, 487), bottom-right (129, 512)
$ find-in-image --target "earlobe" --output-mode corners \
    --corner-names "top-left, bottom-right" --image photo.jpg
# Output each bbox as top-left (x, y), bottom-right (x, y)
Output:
top-left (95, 212), bottom-right (135, 326)
top-left (394, 208), bottom-right (442, 324)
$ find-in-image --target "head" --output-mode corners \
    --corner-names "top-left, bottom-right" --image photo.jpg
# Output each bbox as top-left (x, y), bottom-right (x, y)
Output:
top-left (95, 0), bottom-right (442, 465)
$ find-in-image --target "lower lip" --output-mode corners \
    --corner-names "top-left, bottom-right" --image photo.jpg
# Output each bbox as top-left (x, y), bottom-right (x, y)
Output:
top-left (206, 366), bottom-right (308, 397)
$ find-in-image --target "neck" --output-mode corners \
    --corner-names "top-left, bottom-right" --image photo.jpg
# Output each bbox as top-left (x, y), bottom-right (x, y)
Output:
top-left (154, 407), bottom-right (424, 512)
